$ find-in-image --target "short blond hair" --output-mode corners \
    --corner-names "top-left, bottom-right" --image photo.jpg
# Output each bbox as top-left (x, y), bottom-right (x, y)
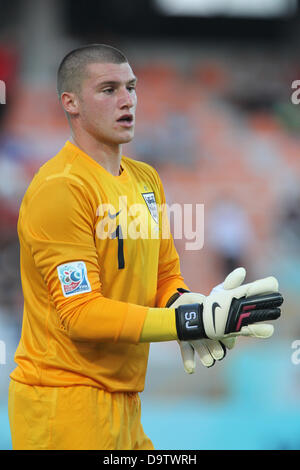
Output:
top-left (57, 43), bottom-right (128, 101)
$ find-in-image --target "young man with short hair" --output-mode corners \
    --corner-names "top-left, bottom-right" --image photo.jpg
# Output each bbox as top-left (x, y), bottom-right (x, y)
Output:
top-left (8, 44), bottom-right (282, 450)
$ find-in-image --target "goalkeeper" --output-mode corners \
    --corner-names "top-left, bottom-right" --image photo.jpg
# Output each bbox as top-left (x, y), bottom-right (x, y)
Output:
top-left (8, 44), bottom-right (283, 451)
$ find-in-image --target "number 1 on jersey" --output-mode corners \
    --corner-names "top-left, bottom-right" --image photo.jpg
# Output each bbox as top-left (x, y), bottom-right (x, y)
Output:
top-left (111, 225), bottom-right (125, 269)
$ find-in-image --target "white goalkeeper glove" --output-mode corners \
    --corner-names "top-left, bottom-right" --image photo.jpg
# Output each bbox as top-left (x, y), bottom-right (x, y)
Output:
top-left (168, 267), bottom-right (246, 373)
top-left (168, 268), bottom-right (283, 373)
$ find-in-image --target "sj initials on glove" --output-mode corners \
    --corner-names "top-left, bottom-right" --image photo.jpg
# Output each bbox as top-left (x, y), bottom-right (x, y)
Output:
top-left (175, 274), bottom-right (283, 342)
top-left (168, 267), bottom-right (246, 372)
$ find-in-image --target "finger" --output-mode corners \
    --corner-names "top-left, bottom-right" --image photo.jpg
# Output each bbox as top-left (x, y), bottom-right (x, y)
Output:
top-left (178, 341), bottom-right (195, 374)
top-left (240, 323), bottom-right (274, 338)
top-left (223, 267), bottom-right (246, 290)
top-left (226, 293), bottom-right (282, 335)
top-left (210, 267), bottom-right (246, 294)
top-left (204, 340), bottom-right (226, 361)
top-left (192, 340), bottom-right (215, 368)
top-left (246, 307), bottom-right (281, 326)
top-left (221, 337), bottom-right (236, 349)
top-left (232, 276), bottom-right (279, 299)
top-left (246, 277), bottom-right (279, 297)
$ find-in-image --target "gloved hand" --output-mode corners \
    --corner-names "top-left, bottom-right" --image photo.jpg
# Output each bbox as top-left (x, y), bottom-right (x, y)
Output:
top-left (169, 267), bottom-right (246, 373)
top-left (175, 273), bottom-right (282, 346)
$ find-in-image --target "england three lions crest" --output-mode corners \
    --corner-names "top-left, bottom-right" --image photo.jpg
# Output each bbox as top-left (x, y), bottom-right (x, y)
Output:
top-left (142, 192), bottom-right (159, 224)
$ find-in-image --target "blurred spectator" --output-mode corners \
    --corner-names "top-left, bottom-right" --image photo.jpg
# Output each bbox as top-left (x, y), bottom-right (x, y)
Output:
top-left (132, 110), bottom-right (195, 167)
top-left (0, 238), bottom-right (22, 319)
top-left (0, 43), bottom-right (19, 128)
top-left (280, 192), bottom-right (300, 245)
top-left (207, 195), bottom-right (254, 278)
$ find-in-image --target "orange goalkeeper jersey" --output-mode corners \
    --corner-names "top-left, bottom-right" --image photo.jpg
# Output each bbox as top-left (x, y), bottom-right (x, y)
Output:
top-left (10, 141), bottom-right (188, 392)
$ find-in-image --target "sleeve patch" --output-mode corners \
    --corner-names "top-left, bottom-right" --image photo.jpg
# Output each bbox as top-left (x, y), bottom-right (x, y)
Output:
top-left (57, 261), bottom-right (92, 297)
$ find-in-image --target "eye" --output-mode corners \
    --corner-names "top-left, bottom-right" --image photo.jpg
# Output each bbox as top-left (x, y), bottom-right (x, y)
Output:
top-left (102, 88), bottom-right (114, 94)
top-left (127, 85), bottom-right (136, 93)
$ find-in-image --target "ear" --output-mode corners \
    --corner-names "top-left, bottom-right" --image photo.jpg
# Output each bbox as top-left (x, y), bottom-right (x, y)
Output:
top-left (60, 91), bottom-right (79, 116)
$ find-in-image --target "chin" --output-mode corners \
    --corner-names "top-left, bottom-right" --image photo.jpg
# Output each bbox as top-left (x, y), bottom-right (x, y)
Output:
top-left (120, 136), bottom-right (134, 144)
top-left (118, 132), bottom-right (135, 144)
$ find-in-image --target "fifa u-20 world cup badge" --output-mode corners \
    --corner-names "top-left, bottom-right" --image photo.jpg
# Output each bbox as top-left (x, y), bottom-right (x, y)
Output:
top-left (57, 261), bottom-right (91, 297)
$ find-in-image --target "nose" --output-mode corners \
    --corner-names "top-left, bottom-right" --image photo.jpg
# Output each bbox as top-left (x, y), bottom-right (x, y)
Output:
top-left (118, 87), bottom-right (135, 109)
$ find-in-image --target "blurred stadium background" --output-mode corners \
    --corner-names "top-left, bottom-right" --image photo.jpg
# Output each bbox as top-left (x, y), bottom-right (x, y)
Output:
top-left (1, 0), bottom-right (300, 450)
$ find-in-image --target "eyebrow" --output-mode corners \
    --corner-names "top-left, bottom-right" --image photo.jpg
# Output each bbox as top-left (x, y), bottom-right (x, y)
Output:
top-left (97, 78), bottom-right (137, 87)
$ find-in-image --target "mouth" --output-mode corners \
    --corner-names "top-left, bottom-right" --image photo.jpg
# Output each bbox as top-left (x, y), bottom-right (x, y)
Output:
top-left (117, 114), bottom-right (134, 128)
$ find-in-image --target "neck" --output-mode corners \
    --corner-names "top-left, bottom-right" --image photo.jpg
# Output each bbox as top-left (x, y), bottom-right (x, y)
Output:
top-left (69, 129), bottom-right (122, 177)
